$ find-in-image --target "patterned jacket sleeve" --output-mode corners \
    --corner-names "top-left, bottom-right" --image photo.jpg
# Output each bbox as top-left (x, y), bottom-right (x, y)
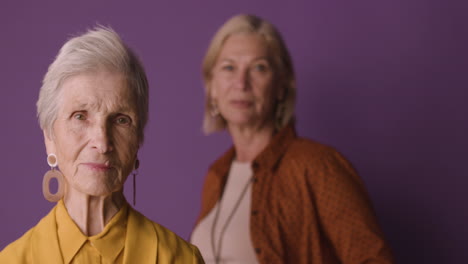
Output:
top-left (312, 149), bottom-right (394, 263)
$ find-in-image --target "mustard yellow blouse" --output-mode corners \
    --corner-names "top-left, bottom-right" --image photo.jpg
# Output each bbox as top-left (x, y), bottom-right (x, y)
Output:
top-left (0, 200), bottom-right (204, 264)
top-left (56, 200), bottom-right (127, 263)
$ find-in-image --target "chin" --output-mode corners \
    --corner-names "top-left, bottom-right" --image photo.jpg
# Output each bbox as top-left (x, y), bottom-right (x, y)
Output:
top-left (73, 175), bottom-right (123, 197)
top-left (224, 113), bottom-right (251, 123)
top-left (227, 118), bottom-right (257, 128)
top-left (75, 184), bottom-right (116, 197)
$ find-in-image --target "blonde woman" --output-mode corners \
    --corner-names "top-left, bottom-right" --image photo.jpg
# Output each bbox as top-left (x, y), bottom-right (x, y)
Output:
top-left (190, 14), bottom-right (394, 264)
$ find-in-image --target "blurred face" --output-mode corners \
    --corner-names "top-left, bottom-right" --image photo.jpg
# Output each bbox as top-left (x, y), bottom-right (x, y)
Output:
top-left (210, 33), bottom-right (277, 129)
top-left (45, 70), bottom-right (139, 197)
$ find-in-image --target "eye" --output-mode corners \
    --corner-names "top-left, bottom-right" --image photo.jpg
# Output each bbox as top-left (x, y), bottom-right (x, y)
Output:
top-left (115, 115), bottom-right (132, 126)
top-left (73, 113), bottom-right (87, 120)
top-left (253, 63), bottom-right (269, 72)
top-left (221, 64), bottom-right (235, 71)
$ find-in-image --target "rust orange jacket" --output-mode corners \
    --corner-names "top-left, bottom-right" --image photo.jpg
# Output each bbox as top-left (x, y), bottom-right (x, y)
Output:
top-left (195, 124), bottom-right (394, 264)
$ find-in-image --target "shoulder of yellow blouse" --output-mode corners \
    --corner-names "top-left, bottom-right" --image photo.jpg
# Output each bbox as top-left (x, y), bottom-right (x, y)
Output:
top-left (0, 204), bottom-right (63, 263)
top-left (125, 206), bottom-right (205, 263)
top-left (150, 221), bottom-right (205, 263)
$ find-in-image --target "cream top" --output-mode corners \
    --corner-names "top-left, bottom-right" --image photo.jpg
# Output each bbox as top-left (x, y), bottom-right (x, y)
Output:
top-left (191, 161), bottom-right (259, 264)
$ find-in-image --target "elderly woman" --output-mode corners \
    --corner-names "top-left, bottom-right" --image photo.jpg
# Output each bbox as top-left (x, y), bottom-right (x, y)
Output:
top-left (190, 14), bottom-right (394, 264)
top-left (0, 27), bottom-right (204, 263)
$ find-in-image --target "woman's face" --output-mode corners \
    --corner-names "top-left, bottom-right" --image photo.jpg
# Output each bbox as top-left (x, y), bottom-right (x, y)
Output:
top-left (45, 70), bottom-right (139, 197)
top-left (210, 33), bottom-right (277, 129)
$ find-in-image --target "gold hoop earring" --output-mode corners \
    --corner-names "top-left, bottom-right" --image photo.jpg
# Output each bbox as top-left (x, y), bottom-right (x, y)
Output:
top-left (42, 153), bottom-right (65, 202)
top-left (210, 101), bottom-right (220, 117)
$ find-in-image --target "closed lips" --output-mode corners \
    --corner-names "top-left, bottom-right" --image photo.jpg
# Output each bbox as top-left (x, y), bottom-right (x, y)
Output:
top-left (82, 162), bottom-right (113, 170)
top-left (230, 100), bottom-right (253, 107)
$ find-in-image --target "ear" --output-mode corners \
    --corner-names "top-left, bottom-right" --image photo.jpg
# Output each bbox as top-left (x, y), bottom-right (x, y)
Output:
top-left (43, 130), bottom-right (56, 155)
top-left (208, 82), bottom-right (217, 100)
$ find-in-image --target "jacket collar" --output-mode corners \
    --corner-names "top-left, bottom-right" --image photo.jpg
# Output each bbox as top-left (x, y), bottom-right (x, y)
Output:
top-left (211, 123), bottom-right (297, 178)
top-left (253, 124), bottom-right (296, 174)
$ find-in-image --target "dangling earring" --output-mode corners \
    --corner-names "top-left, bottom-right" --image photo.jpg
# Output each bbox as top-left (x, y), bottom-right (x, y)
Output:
top-left (133, 158), bottom-right (140, 206)
top-left (42, 153), bottom-right (65, 202)
top-left (210, 101), bottom-right (220, 117)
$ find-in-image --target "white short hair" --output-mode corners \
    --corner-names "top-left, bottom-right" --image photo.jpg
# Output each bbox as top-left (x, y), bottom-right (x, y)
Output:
top-left (37, 26), bottom-right (149, 143)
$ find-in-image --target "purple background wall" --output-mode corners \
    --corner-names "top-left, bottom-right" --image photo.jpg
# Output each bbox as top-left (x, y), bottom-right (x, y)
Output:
top-left (1, 1), bottom-right (466, 263)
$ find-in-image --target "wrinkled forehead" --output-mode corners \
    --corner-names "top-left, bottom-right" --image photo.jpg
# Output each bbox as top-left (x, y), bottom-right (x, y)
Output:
top-left (57, 70), bottom-right (137, 113)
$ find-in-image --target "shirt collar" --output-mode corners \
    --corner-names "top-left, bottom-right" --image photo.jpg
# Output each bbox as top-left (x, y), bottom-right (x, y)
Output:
top-left (211, 123), bottom-right (297, 176)
top-left (252, 123), bottom-right (297, 173)
top-left (56, 199), bottom-right (128, 263)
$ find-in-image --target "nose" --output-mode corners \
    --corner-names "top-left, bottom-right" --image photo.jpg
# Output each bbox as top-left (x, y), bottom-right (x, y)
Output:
top-left (91, 121), bottom-right (113, 154)
top-left (233, 68), bottom-right (250, 91)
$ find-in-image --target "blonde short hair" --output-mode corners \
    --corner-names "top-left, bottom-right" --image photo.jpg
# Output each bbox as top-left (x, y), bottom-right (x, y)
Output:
top-left (202, 14), bottom-right (296, 134)
top-left (37, 26), bottom-right (149, 144)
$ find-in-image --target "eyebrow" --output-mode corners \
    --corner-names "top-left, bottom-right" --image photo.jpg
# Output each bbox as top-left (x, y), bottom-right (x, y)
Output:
top-left (76, 102), bottom-right (91, 109)
top-left (253, 56), bottom-right (270, 61)
top-left (71, 101), bottom-right (135, 114)
top-left (218, 56), bottom-right (270, 63)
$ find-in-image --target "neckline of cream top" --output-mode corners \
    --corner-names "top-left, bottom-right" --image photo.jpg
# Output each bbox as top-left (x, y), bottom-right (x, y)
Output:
top-left (191, 160), bottom-right (259, 264)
